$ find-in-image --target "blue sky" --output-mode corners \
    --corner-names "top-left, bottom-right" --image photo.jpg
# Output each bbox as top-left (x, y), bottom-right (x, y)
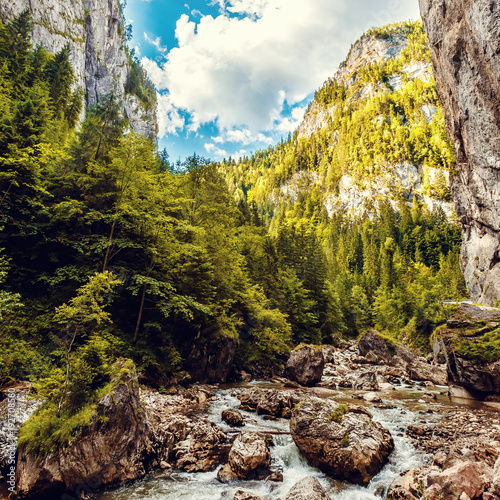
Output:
top-left (124, 0), bottom-right (421, 163)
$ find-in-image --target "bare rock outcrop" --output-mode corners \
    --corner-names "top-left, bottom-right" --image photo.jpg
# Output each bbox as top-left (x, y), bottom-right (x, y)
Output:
top-left (15, 360), bottom-right (157, 499)
top-left (419, 0), bottom-right (500, 305)
top-left (286, 345), bottom-right (324, 386)
top-left (290, 397), bottom-right (394, 485)
top-left (437, 303), bottom-right (500, 396)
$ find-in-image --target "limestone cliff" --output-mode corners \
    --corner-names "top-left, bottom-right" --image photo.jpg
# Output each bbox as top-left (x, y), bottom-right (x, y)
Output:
top-left (0, 0), bottom-right (157, 139)
top-left (419, 0), bottom-right (500, 305)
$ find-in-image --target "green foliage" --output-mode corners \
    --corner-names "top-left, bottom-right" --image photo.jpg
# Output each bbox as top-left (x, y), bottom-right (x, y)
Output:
top-left (329, 404), bottom-right (349, 423)
top-left (18, 357), bottom-right (132, 456)
top-left (454, 328), bottom-right (500, 363)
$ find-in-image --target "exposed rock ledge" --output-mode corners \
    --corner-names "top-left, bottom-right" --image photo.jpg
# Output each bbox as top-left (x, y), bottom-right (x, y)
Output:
top-left (419, 0), bottom-right (500, 305)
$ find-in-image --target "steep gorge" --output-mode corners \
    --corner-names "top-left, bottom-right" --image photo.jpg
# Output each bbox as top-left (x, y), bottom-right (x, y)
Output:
top-left (0, 0), bottom-right (157, 138)
top-left (419, 0), bottom-right (500, 305)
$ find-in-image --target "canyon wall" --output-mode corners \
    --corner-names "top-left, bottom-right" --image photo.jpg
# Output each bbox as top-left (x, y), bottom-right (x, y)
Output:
top-left (419, 0), bottom-right (500, 304)
top-left (0, 0), bottom-right (157, 139)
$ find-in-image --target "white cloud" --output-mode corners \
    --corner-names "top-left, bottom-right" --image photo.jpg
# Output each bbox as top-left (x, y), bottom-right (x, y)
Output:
top-left (212, 128), bottom-right (272, 146)
top-left (156, 93), bottom-right (184, 136)
top-left (143, 33), bottom-right (168, 54)
top-left (145, 0), bottom-right (420, 142)
top-left (205, 143), bottom-right (228, 158)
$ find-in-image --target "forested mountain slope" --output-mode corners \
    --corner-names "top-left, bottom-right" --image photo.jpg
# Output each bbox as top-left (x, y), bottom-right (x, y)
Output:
top-left (224, 22), bottom-right (455, 219)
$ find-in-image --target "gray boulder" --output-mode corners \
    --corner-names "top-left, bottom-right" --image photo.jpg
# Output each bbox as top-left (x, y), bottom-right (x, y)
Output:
top-left (286, 345), bottom-right (324, 386)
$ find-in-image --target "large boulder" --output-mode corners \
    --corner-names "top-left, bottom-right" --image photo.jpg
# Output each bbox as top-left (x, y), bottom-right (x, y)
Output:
top-left (281, 476), bottom-right (331, 500)
top-left (388, 462), bottom-right (493, 500)
top-left (15, 360), bottom-right (157, 499)
top-left (172, 419), bottom-right (229, 472)
top-left (286, 345), bottom-right (324, 386)
top-left (358, 331), bottom-right (393, 363)
top-left (238, 388), bottom-right (298, 419)
top-left (425, 461), bottom-right (492, 500)
top-left (228, 432), bottom-right (271, 480)
top-left (290, 397), bottom-right (394, 485)
top-left (418, 0), bottom-right (500, 305)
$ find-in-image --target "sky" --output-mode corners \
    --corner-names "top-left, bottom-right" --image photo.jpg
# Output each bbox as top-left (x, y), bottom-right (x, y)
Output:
top-left (124, 0), bottom-right (421, 163)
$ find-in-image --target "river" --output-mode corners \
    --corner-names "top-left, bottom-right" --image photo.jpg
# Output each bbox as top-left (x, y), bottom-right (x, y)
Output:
top-left (96, 379), bottom-right (470, 500)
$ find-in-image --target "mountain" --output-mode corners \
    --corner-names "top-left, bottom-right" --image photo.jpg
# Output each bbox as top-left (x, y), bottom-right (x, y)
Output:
top-left (0, 0), bottom-right (157, 138)
top-left (419, 0), bottom-right (500, 306)
top-left (223, 21), bottom-right (455, 221)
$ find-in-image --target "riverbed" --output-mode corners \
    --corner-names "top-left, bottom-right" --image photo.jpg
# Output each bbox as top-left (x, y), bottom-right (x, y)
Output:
top-left (96, 381), bottom-right (474, 500)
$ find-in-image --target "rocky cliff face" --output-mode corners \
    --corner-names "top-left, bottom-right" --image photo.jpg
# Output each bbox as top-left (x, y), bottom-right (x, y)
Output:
top-left (0, 0), bottom-right (157, 139)
top-left (419, 0), bottom-right (500, 305)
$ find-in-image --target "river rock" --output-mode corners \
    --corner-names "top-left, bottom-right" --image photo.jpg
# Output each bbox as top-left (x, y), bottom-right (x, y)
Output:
top-left (238, 388), bottom-right (297, 419)
top-left (425, 461), bottom-right (492, 499)
top-left (222, 409), bottom-right (245, 427)
top-left (281, 476), bottom-right (331, 500)
top-left (290, 396), bottom-right (394, 485)
top-left (387, 466), bottom-right (440, 500)
top-left (286, 345), bottom-right (324, 386)
top-left (15, 360), bottom-right (157, 498)
top-left (172, 419), bottom-right (229, 472)
top-left (233, 491), bottom-right (265, 500)
top-left (353, 370), bottom-right (380, 391)
top-left (227, 432), bottom-right (271, 480)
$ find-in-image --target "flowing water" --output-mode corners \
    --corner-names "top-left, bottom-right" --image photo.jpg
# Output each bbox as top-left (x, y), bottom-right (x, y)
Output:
top-left (97, 383), bottom-right (457, 500)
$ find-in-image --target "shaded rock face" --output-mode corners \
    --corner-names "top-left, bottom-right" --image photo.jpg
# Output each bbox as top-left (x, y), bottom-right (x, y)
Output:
top-left (15, 365), bottom-right (156, 499)
top-left (185, 336), bottom-right (238, 383)
top-left (286, 345), bottom-right (324, 386)
top-left (282, 476), bottom-right (331, 500)
top-left (0, 0), bottom-right (157, 139)
top-left (358, 331), bottom-right (392, 363)
top-left (438, 303), bottom-right (500, 396)
top-left (290, 397), bottom-right (394, 485)
top-left (419, 0), bottom-right (500, 305)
